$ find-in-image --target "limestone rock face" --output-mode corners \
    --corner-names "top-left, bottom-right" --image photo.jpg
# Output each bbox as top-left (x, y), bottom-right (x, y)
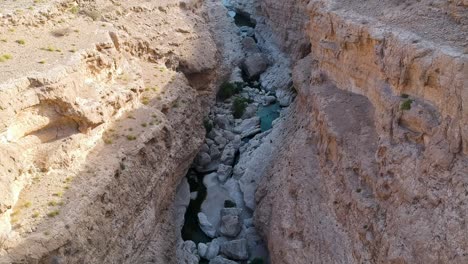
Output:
top-left (0, 0), bottom-right (241, 263)
top-left (250, 0), bottom-right (468, 263)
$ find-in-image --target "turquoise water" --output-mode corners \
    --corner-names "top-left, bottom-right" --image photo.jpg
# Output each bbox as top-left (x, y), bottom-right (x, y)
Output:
top-left (257, 103), bottom-right (280, 131)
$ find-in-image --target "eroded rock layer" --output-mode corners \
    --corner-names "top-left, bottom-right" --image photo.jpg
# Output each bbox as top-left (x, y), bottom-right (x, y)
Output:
top-left (0, 0), bottom-right (239, 263)
top-left (252, 0), bottom-right (468, 263)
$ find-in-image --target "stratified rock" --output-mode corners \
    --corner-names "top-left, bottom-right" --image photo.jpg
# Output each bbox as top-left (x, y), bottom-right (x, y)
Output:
top-left (198, 212), bottom-right (217, 238)
top-left (219, 239), bottom-right (249, 260)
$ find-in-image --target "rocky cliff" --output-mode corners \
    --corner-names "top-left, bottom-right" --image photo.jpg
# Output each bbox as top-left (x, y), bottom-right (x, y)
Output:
top-left (251, 0), bottom-right (468, 263)
top-left (0, 0), bottom-right (466, 263)
top-left (0, 0), bottom-right (241, 263)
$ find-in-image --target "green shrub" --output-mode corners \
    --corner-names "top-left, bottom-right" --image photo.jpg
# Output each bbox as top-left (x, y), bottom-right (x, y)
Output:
top-left (232, 96), bottom-right (249, 118)
top-left (224, 200), bottom-right (237, 208)
top-left (250, 258), bottom-right (265, 264)
top-left (218, 82), bottom-right (244, 100)
top-left (400, 99), bottom-right (413, 110)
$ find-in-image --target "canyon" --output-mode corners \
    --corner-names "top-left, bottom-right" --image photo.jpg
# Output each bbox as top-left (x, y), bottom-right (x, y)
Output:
top-left (0, 0), bottom-right (467, 264)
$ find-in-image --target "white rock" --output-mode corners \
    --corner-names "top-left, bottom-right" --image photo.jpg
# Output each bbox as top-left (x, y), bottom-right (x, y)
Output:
top-left (198, 212), bottom-right (217, 238)
top-left (234, 117), bottom-right (260, 134)
top-left (220, 239), bottom-right (249, 260)
top-left (198, 243), bottom-right (208, 258)
top-left (217, 164), bottom-right (233, 182)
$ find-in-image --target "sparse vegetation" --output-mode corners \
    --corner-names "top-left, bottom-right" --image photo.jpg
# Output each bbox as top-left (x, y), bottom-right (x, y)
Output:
top-left (141, 123), bottom-right (147, 127)
top-left (16, 39), bottom-right (25, 45)
top-left (0, 54), bottom-right (12, 62)
top-left (47, 210), bottom-right (59, 217)
top-left (232, 96), bottom-right (250, 118)
top-left (218, 82), bottom-right (244, 100)
top-left (224, 200), bottom-right (237, 208)
top-left (52, 192), bottom-right (63, 197)
top-left (22, 201), bottom-right (32, 208)
top-left (39, 60), bottom-right (46, 64)
top-left (141, 96), bottom-right (150, 105)
top-left (48, 201), bottom-right (57, 206)
top-left (203, 118), bottom-right (213, 133)
top-left (32, 211), bottom-right (40, 218)
top-left (69, 6), bottom-right (79, 14)
top-left (104, 138), bottom-right (113, 144)
top-left (400, 93), bottom-right (409, 98)
top-left (126, 135), bottom-right (136, 141)
top-left (400, 99), bottom-right (413, 110)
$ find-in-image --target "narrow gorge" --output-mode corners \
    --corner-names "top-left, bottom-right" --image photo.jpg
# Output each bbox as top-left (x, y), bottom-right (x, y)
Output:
top-left (0, 0), bottom-right (466, 264)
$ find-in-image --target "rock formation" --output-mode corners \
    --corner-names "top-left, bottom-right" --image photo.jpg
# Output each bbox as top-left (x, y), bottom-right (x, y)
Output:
top-left (0, 0), bottom-right (466, 263)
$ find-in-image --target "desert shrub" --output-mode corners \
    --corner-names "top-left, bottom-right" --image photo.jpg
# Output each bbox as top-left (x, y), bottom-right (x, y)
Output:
top-left (400, 93), bottom-right (409, 99)
top-left (400, 99), bottom-right (413, 110)
top-left (224, 200), bottom-right (237, 208)
top-left (232, 96), bottom-right (250, 118)
top-left (218, 82), bottom-right (244, 100)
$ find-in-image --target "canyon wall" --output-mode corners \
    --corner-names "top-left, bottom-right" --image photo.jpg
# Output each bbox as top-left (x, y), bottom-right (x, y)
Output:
top-left (254, 0), bottom-right (468, 263)
top-left (0, 0), bottom-right (240, 263)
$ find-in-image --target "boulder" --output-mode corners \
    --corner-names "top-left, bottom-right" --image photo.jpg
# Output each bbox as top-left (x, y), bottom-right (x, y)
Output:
top-left (209, 256), bottom-right (237, 264)
top-left (219, 215), bottom-right (242, 237)
top-left (262, 95), bottom-right (276, 106)
top-left (198, 241), bottom-right (220, 260)
top-left (234, 117), bottom-right (260, 134)
top-left (217, 164), bottom-right (233, 182)
top-left (196, 152), bottom-right (211, 167)
top-left (198, 212), bottom-right (217, 238)
top-left (220, 144), bottom-right (237, 166)
top-left (241, 128), bottom-right (261, 139)
top-left (242, 37), bottom-right (260, 54)
top-left (229, 67), bottom-right (243, 83)
top-left (205, 241), bottom-right (220, 260)
top-left (215, 115), bottom-right (230, 129)
top-left (177, 241), bottom-right (199, 264)
top-left (242, 104), bottom-right (258, 119)
top-left (220, 239), bottom-right (249, 260)
top-left (198, 243), bottom-right (208, 258)
top-left (214, 136), bottom-right (228, 148)
top-left (210, 145), bottom-right (221, 160)
top-left (242, 53), bottom-right (269, 79)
